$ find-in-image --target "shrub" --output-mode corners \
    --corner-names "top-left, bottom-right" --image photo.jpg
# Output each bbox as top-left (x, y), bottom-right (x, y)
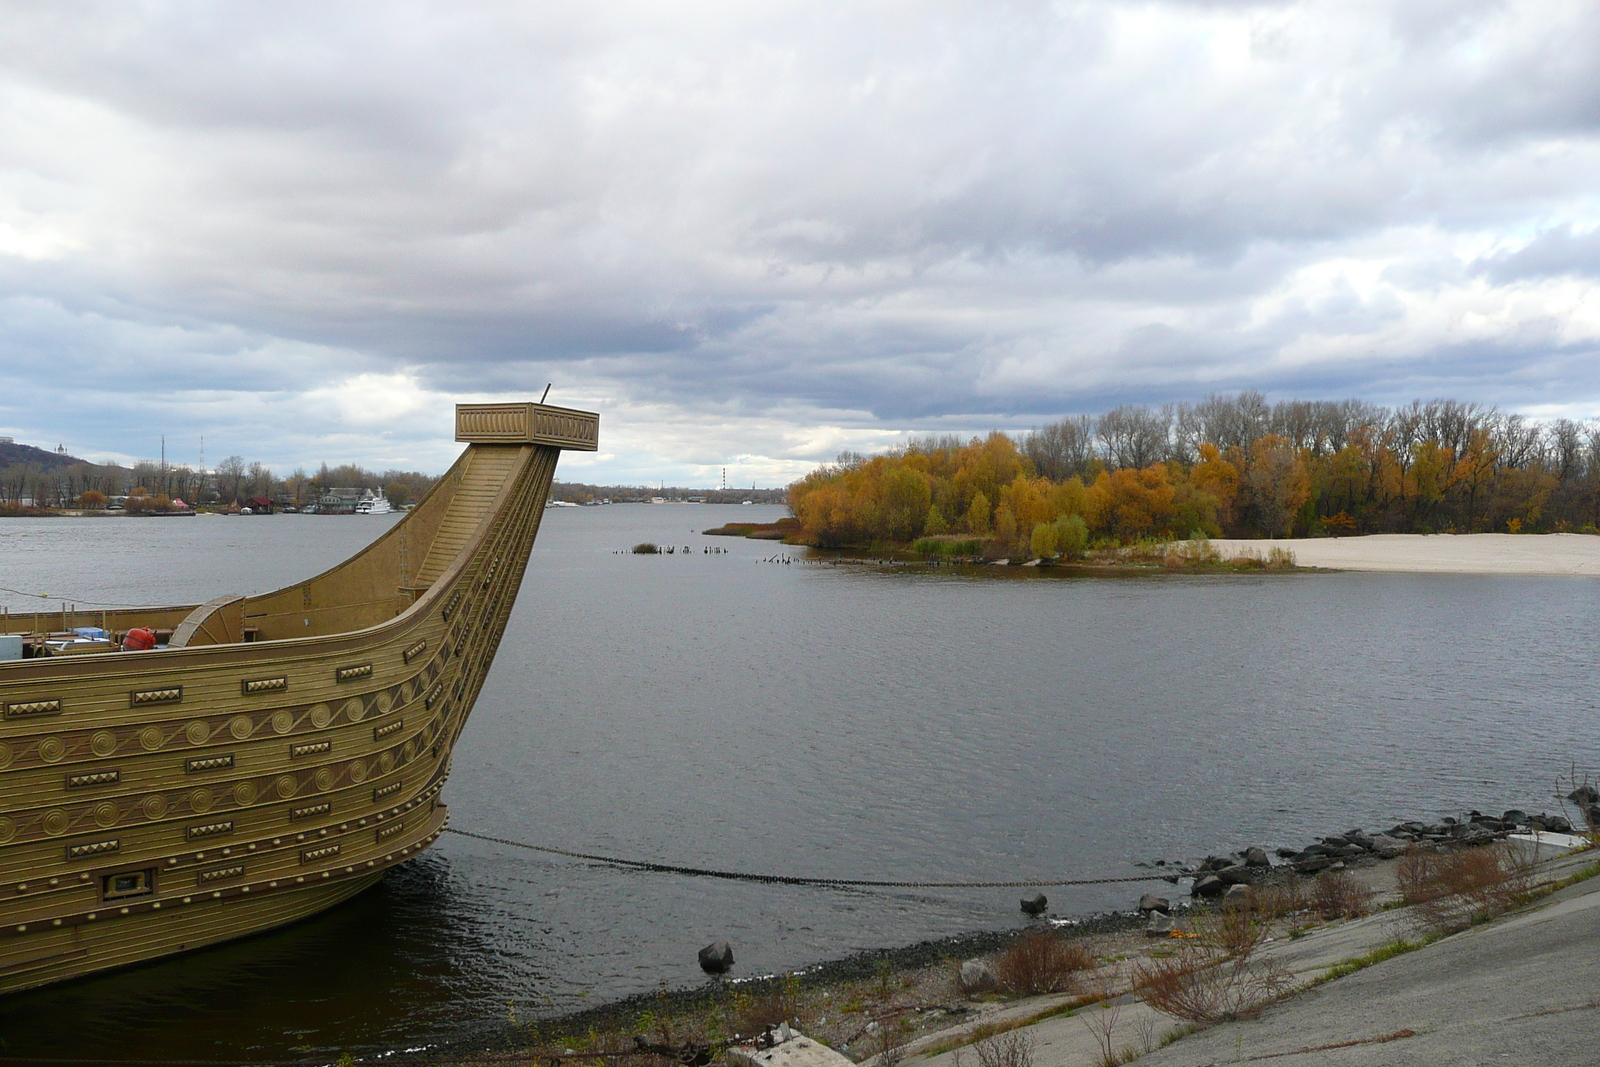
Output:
top-left (963, 1029), bottom-right (1034, 1067)
top-left (1312, 869), bottom-right (1375, 920)
top-left (1056, 514), bottom-right (1089, 558)
top-left (911, 536), bottom-right (982, 556)
top-left (992, 931), bottom-right (1094, 996)
top-left (1397, 843), bottom-right (1531, 933)
top-left (1134, 951), bottom-right (1291, 1024)
top-left (631, 542), bottom-right (659, 554)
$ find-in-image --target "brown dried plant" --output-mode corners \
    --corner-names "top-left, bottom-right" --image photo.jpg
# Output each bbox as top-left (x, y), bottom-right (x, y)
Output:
top-left (1134, 948), bottom-right (1292, 1025)
top-left (992, 931), bottom-right (1094, 996)
top-left (1312, 869), bottom-right (1375, 920)
top-left (1133, 907), bottom-right (1292, 1024)
top-left (1397, 843), bottom-right (1532, 934)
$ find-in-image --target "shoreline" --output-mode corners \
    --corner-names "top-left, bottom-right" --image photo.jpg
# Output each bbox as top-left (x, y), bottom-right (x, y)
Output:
top-left (416, 791), bottom-right (1588, 1065)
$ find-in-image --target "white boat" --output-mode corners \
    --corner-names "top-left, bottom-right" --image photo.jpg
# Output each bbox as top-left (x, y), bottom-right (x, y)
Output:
top-left (355, 492), bottom-right (393, 515)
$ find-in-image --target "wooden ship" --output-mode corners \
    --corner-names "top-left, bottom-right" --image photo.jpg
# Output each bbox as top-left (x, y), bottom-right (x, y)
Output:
top-left (0, 402), bottom-right (597, 992)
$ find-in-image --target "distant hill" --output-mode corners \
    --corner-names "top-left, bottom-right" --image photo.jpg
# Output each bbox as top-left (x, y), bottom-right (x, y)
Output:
top-left (0, 439), bottom-right (84, 470)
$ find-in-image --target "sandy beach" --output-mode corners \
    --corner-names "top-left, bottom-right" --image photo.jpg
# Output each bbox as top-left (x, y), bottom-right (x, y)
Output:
top-left (1209, 533), bottom-right (1600, 576)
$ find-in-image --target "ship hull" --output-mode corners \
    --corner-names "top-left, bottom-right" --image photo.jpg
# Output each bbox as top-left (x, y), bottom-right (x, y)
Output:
top-left (0, 403), bottom-right (597, 992)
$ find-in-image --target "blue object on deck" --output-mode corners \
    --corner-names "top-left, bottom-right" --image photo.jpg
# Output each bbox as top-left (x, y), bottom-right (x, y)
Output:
top-left (73, 627), bottom-right (108, 640)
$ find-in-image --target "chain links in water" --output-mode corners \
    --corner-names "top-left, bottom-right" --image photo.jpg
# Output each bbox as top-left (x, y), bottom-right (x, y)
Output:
top-left (443, 826), bottom-right (1171, 889)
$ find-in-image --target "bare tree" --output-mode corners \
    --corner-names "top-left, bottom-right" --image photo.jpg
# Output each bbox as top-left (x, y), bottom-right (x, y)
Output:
top-left (1020, 415), bottom-right (1096, 480)
top-left (1098, 404), bottom-right (1171, 469)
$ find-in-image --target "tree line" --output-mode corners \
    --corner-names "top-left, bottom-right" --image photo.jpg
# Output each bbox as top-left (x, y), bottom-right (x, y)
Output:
top-left (788, 393), bottom-right (1600, 549)
top-left (0, 455), bottom-right (438, 510)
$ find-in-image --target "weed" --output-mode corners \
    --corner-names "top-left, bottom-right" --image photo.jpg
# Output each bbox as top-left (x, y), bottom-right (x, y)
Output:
top-left (731, 988), bottom-right (798, 1038)
top-left (1318, 938), bottom-right (1429, 983)
top-left (972, 1028), bottom-right (1034, 1067)
top-left (1397, 842), bottom-right (1531, 933)
top-left (992, 931), bottom-right (1094, 996)
top-left (1312, 869), bottom-right (1375, 920)
top-left (631, 542), bottom-right (658, 554)
top-left (1133, 913), bottom-right (1292, 1025)
top-left (1077, 973), bottom-right (1126, 1067)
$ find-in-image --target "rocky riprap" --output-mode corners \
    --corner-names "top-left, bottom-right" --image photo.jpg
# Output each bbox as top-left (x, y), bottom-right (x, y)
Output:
top-left (1145, 806), bottom-right (1582, 899)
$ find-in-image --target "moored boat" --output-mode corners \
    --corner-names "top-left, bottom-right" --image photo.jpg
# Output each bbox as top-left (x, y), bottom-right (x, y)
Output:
top-left (0, 401), bottom-right (597, 992)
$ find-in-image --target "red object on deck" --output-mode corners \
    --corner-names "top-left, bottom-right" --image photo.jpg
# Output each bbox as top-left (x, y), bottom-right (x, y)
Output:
top-left (122, 627), bottom-right (157, 651)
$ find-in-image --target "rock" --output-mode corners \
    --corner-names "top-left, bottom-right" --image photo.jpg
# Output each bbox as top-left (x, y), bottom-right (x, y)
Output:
top-left (1144, 911), bottom-right (1175, 937)
top-left (1020, 892), bottom-right (1048, 916)
top-left (1243, 846), bottom-right (1271, 868)
top-left (959, 958), bottom-right (997, 993)
top-left (1347, 831), bottom-right (1374, 850)
top-left (1138, 893), bottom-right (1171, 914)
top-left (1275, 847), bottom-right (1299, 859)
top-left (1222, 884), bottom-right (1253, 910)
top-left (1293, 856), bottom-right (1334, 874)
top-left (1544, 815), bottom-right (1574, 833)
top-left (1567, 785), bottom-right (1599, 806)
top-left (698, 940), bottom-right (735, 975)
top-left (1215, 864), bottom-right (1254, 885)
top-left (1337, 844), bottom-right (1366, 859)
top-left (1502, 809), bottom-right (1529, 827)
top-left (1199, 855), bottom-right (1232, 872)
top-left (1192, 874), bottom-right (1224, 898)
top-left (1366, 833), bottom-right (1407, 858)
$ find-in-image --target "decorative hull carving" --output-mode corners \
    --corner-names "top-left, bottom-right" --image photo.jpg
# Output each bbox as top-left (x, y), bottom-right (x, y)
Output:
top-left (0, 402), bottom-right (597, 992)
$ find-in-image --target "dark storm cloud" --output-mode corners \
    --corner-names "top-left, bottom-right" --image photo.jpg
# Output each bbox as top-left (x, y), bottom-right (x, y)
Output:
top-left (0, 1), bottom-right (1598, 480)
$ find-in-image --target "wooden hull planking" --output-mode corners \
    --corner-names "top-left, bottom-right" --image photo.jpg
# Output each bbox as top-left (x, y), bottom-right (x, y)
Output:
top-left (0, 403), bottom-right (597, 992)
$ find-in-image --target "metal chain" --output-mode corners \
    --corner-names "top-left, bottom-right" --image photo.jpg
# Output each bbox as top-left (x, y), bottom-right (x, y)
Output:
top-left (443, 827), bottom-right (1171, 889)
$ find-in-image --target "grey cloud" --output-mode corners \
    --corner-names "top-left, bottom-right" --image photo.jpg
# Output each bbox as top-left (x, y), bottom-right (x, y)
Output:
top-left (0, 1), bottom-right (1598, 478)
top-left (1473, 226), bottom-right (1600, 284)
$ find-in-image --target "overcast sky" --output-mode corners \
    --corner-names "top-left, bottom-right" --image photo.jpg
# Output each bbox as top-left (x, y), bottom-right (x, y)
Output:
top-left (0, 1), bottom-right (1596, 485)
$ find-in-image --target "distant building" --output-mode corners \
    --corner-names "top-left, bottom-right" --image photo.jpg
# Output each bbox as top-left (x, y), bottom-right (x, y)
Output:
top-left (317, 487), bottom-right (366, 513)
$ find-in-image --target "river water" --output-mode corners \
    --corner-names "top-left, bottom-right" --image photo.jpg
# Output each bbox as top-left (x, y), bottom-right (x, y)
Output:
top-left (0, 508), bottom-right (1596, 1058)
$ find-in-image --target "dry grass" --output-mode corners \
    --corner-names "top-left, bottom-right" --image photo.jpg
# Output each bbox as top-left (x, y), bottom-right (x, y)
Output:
top-left (1397, 843), bottom-right (1533, 933)
top-left (1312, 869), bottom-right (1376, 920)
top-left (992, 932), bottom-right (1095, 996)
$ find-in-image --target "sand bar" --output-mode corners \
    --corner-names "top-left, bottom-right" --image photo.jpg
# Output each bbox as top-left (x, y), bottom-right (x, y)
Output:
top-left (1208, 532), bottom-right (1600, 576)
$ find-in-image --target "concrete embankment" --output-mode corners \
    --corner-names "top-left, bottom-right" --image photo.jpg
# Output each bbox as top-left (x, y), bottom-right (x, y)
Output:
top-left (891, 843), bottom-right (1598, 1067)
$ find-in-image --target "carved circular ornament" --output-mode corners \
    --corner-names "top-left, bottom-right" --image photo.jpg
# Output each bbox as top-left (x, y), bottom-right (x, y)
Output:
top-left (378, 751), bottom-right (395, 773)
top-left (314, 767), bottom-right (335, 792)
top-left (234, 781), bottom-right (259, 806)
top-left (142, 794), bottom-right (168, 819)
top-left (93, 801), bottom-right (118, 827)
top-left (229, 715), bottom-right (254, 740)
top-left (397, 682), bottom-right (412, 704)
top-left (91, 731), bottom-right (118, 757)
top-left (309, 704), bottom-right (332, 729)
top-left (343, 698), bottom-right (365, 723)
top-left (186, 721), bottom-right (211, 745)
top-left (349, 759), bottom-right (369, 783)
top-left (0, 816), bottom-right (14, 843)
top-left (139, 726), bottom-right (165, 751)
top-left (189, 788), bottom-right (214, 814)
top-left (41, 809), bottom-right (70, 836)
top-left (38, 737), bottom-right (66, 763)
top-left (402, 740), bottom-right (416, 763)
top-left (0, 743), bottom-right (11, 770)
top-left (271, 710), bottom-right (294, 734)
top-left (375, 691), bottom-right (393, 714)
top-left (275, 774), bottom-right (298, 799)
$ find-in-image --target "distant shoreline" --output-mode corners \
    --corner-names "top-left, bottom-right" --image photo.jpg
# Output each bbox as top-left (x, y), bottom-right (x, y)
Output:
top-left (1211, 532), bottom-right (1600, 577)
